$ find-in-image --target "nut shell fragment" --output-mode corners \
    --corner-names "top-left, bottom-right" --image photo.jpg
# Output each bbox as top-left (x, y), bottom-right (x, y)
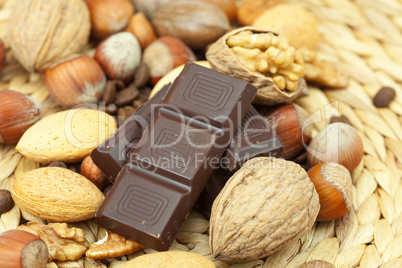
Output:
top-left (210, 157), bottom-right (320, 262)
top-left (206, 27), bottom-right (307, 105)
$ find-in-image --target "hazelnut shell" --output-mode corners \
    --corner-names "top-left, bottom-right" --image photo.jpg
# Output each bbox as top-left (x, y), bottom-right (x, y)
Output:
top-left (308, 162), bottom-right (353, 221)
top-left (0, 90), bottom-right (42, 145)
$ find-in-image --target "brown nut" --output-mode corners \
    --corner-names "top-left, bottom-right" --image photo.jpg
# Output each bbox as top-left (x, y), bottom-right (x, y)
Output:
top-left (307, 122), bottom-right (364, 172)
top-left (0, 189), bottom-right (14, 214)
top-left (210, 157), bottom-right (319, 262)
top-left (8, 0), bottom-right (90, 72)
top-left (143, 36), bottom-right (196, 85)
top-left (86, 230), bottom-right (144, 259)
top-left (259, 103), bottom-right (312, 159)
top-left (85, 0), bottom-right (134, 40)
top-left (0, 229), bottom-right (48, 268)
top-left (237, 0), bottom-right (285, 26)
top-left (152, 1), bottom-right (230, 50)
top-left (130, 0), bottom-right (174, 18)
top-left (45, 55), bottom-right (107, 108)
top-left (94, 32), bottom-right (141, 83)
top-left (308, 163), bottom-right (353, 221)
top-left (0, 90), bottom-right (42, 145)
top-left (191, 0), bottom-right (237, 22)
top-left (81, 155), bottom-right (110, 191)
top-left (126, 12), bottom-right (157, 50)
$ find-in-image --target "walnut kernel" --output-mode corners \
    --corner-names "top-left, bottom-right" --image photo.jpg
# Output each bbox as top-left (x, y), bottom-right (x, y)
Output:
top-left (17, 222), bottom-right (89, 261)
top-left (227, 30), bottom-right (304, 91)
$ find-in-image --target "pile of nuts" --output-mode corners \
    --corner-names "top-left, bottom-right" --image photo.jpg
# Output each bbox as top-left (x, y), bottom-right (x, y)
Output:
top-left (0, 0), bottom-right (387, 266)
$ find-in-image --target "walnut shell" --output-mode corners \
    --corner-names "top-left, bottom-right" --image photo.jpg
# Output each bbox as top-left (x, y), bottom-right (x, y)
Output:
top-left (8, 0), bottom-right (90, 72)
top-left (206, 27), bottom-right (307, 105)
top-left (210, 157), bottom-right (320, 262)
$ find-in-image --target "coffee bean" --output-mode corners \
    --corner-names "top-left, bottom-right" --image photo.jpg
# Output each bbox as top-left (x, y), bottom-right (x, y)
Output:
top-left (373, 86), bottom-right (396, 108)
top-left (133, 99), bottom-right (145, 109)
top-left (134, 63), bottom-right (150, 88)
top-left (138, 87), bottom-right (152, 101)
top-left (0, 189), bottom-right (14, 214)
top-left (103, 81), bottom-right (118, 105)
top-left (115, 85), bottom-right (140, 106)
top-left (117, 106), bottom-right (137, 122)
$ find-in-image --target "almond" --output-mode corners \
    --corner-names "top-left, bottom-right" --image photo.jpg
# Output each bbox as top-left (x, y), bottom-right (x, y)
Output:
top-left (11, 167), bottom-right (105, 222)
top-left (16, 109), bottom-right (117, 163)
top-left (121, 251), bottom-right (215, 268)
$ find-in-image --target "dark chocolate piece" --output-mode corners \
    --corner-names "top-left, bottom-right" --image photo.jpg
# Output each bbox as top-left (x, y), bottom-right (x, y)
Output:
top-left (195, 167), bottom-right (234, 217)
top-left (91, 83), bottom-right (170, 180)
top-left (223, 105), bottom-right (282, 171)
top-left (95, 63), bottom-right (257, 251)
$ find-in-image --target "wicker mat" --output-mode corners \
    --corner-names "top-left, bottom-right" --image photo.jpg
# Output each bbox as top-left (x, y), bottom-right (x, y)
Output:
top-left (0, 0), bottom-right (401, 267)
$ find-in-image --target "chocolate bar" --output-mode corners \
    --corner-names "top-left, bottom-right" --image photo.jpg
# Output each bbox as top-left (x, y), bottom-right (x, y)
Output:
top-left (95, 63), bottom-right (257, 250)
top-left (92, 83), bottom-right (282, 181)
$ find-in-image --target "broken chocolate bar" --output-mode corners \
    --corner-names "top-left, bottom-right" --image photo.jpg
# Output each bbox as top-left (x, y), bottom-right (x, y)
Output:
top-left (95, 63), bottom-right (257, 250)
top-left (92, 82), bottom-right (282, 181)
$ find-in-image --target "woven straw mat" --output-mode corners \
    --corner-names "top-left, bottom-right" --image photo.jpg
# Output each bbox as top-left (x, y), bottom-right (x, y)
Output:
top-left (0, 0), bottom-right (401, 267)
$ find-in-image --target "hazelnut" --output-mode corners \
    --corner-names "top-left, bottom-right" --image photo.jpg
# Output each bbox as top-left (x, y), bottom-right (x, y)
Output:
top-left (143, 36), bottom-right (196, 85)
top-left (0, 90), bottom-right (42, 145)
top-left (81, 155), bottom-right (110, 191)
top-left (85, 0), bottom-right (135, 40)
top-left (308, 163), bottom-right (353, 221)
top-left (307, 122), bottom-right (364, 172)
top-left (94, 32), bottom-right (141, 83)
top-left (259, 103), bottom-right (312, 159)
top-left (45, 55), bottom-right (107, 108)
top-left (0, 229), bottom-right (48, 268)
top-left (152, 1), bottom-right (230, 50)
top-left (0, 189), bottom-right (14, 214)
top-left (126, 12), bottom-right (157, 50)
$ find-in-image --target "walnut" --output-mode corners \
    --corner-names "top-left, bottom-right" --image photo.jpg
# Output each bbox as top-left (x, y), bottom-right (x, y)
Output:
top-left (227, 30), bottom-right (304, 91)
top-left (209, 157), bottom-right (320, 262)
top-left (8, 0), bottom-right (90, 72)
top-left (17, 222), bottom-right (89, 261)
top-left (86, 230), bottom-right (144, 259)
top-left (206, 27), bottom-right (307, 105)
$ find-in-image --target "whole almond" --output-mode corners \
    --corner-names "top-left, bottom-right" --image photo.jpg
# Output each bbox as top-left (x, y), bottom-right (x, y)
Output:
top-left (16, 109), bottom-right (117, 163)
top-left (11, 167), bottom-right (105, 222)
top-left (121, 251), bottom-right (215, 268)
